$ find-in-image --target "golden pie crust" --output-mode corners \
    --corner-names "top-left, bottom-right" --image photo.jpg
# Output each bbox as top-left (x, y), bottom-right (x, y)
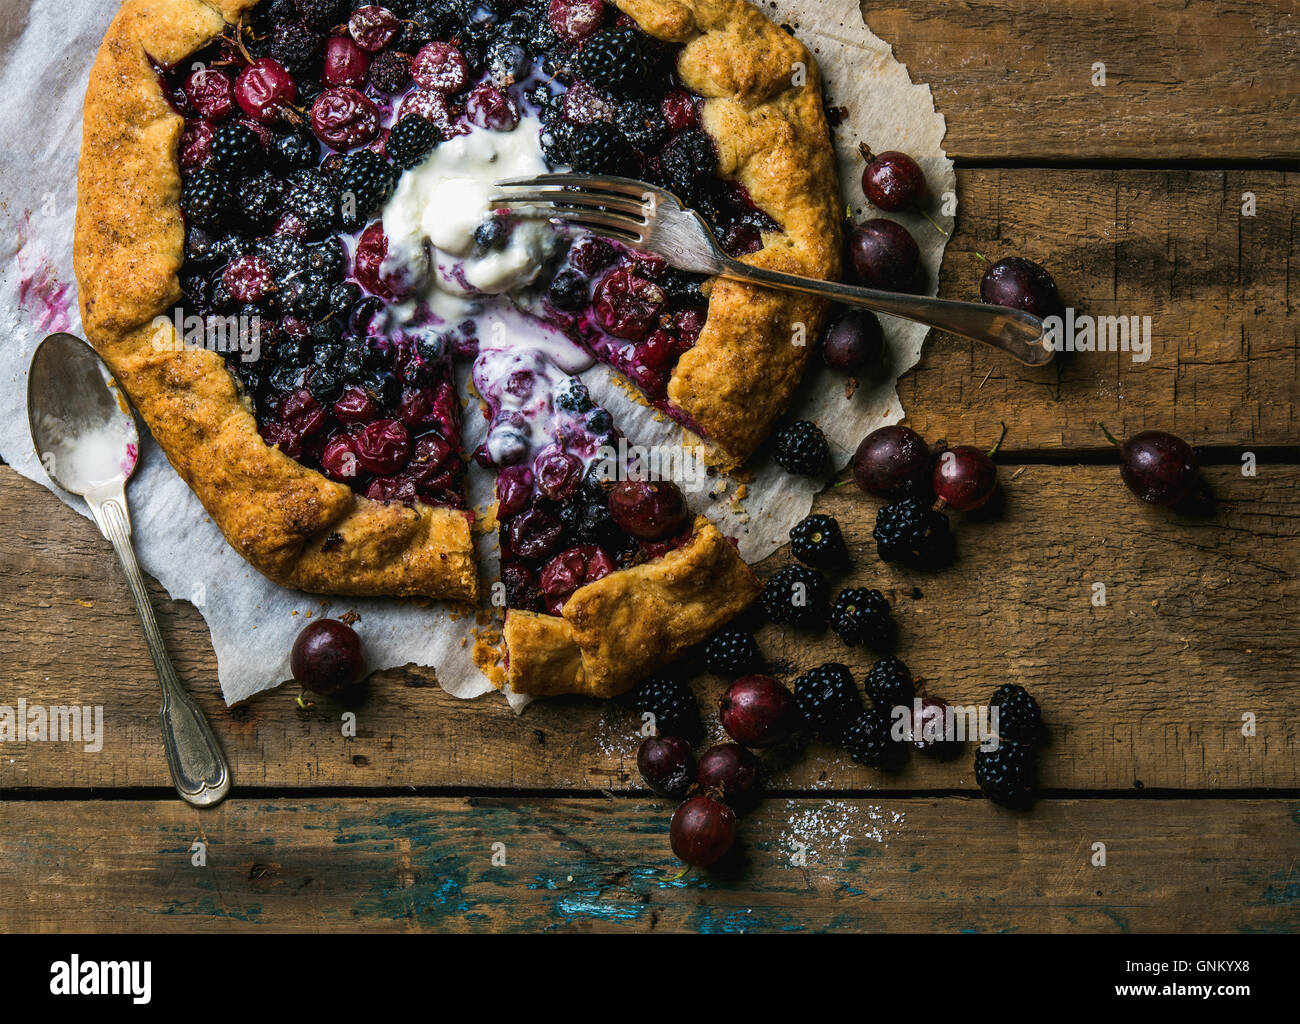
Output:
top-left (73, 0), bottom-right (832, 694)
top-left (504, 518), bottom-right (761, 698)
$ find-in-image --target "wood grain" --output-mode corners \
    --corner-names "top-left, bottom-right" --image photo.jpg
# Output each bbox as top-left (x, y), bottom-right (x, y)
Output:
top-left (1, 796), bottom-right (1296, 932)
top-left (910, 168), bottom-right (1300, 451)
top-left (856, 0), bottom-right (1300, 161)
top-left (3, 462), bottom-right (1295, 792)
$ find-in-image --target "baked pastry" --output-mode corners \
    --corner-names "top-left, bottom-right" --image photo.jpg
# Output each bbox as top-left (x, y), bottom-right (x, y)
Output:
top-left (73, 0), bottom-right (838, 696)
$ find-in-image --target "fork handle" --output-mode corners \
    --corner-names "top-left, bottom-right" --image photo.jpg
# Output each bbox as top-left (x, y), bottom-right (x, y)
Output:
top-left (717, 260), bottom-right (1054, 366)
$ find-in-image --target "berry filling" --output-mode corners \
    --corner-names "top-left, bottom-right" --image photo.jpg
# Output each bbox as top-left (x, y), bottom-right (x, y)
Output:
top-left (163, 1), bottom-right (775, 597)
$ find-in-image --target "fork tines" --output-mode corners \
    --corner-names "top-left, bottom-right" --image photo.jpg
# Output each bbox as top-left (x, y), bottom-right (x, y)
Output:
top-left (489, 174), bottom-right (664, 243)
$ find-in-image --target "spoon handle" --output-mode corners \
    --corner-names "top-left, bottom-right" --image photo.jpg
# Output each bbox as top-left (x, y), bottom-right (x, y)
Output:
top-left (88, 489), bottom-right (231, 807)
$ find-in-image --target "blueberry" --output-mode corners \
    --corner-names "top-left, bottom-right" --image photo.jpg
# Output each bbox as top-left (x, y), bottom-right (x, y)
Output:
top-left (328, 281), bottom-right (361, 318)
top-left (474, 216), bottom-right (509, 252)
top-left (554, 378), bottom-right (592, 413)
top-left (586, 408), bottom-right (613, 435)
top-left (312, 340), bottom-right (343, 368)
top-left (309, 237), bottom-right (347, 280)
top-left (548, 269), bottom-right (590, 312)
top-left (308, 367), bottom-right (343, 403)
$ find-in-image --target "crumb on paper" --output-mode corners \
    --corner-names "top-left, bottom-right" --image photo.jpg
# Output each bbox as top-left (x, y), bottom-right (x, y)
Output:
top-left (76, 599), bottom-right (94, 608)
top-left (339, 609), bottom-right (361, 626)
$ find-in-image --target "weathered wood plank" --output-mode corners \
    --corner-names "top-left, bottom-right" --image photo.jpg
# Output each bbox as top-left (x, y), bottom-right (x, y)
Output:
top-left (1, 796), bottom-right (1295, 932)
top-left (910, 168), bottom-right (1299, 450)
top-left (856, 0), bottom-right (1300, 161)
top-left (2, 462), bottom-right (1296, 791)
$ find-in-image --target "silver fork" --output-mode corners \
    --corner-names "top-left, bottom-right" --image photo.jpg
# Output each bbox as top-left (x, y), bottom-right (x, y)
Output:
top-left (492, 174), bottom-right (1053, 366)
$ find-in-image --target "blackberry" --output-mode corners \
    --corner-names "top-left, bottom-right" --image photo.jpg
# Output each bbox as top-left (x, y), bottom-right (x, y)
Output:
top-left (327, 282), bottom-right (361, 320)
top-left (540, 120), bottom-right (575, 167)
top-left (238, 172), bottom-right (286, 232)
top-left (368, 49), bottom-right (413, 92)
top-left (873, 496), bottom-right (955, 569)
top-left (703, 630), bottom-right (763, 677)
top-left (790, 514), bottom-right (849, 570)
top-left (181, 168), bottom-right (233, 229)
top-left (841, 707), bottom-right (902, 768)
top-left (337, 150), bottom-right (394, 228)
top-left (284, 169), bottom-right (341, 237)
top-left (307, 237), bottom-right (347, 281)
top-left (567, 122), bottom-right (635, 176)
top-left (615, 98), bottom-right (668, 152)
top-left (659, 268), bottom-right (706, 307)
top-left (773, 421), bottom-right (829, 476)
top-left (630, 674), bottom-right (702, 742)
top-left (386, 116), bottom-right (438, 172)
top-left (209, 124), bottom-right (264, 178)
top-left (793, 662), bottom-right (861, 738)
top-left (293, 0), bottom-right (345, 30)
top-left (863, 655), bottom-right (913, 710)
top-left (974, 740), bottom-right (1036, 808)
top-left (830, 588), bottom-right (896, 653)
top-left (257, 233), bottom-right (309, 280)
top-left (270, 19), bottom-right (324, 74)
top-left (269, 131), bottom-right (319, 173)
top-left (760, 564), bottom-right (829, 629)
top-left (659, 128), bottom-right (718, 198)
top-left (548, 269), bottom-right (589, 312)
top-left (554, 378), bottom-right (592, 413)
top-left (295, 278), bottom-right (333, 319)
top-left (989, 684), bottom-right (1043, 744)
top-left (573, 26), bottom-right (655, 95)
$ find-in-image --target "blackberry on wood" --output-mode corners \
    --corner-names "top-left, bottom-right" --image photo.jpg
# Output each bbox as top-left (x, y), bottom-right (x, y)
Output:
top-left (631, 674), bottom-right (703, 742)
top-left (873, 495), bottom-right (955, 569)
top-left (703, 630), bottom-right (763, 678)
top-left (793, 662), bottom-right (862, 738)
top-left (760, 564), bottom-right (829, 629)
top-left (830, 588), bottom-right (896, 653)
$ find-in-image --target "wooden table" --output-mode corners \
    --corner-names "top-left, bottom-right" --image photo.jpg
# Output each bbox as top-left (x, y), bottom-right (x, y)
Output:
top-left (2, 0), bottom-right (1298, 933)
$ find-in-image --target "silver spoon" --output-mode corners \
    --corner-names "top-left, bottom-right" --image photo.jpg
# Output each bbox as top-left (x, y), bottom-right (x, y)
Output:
top-left (27, 333), bottom-right (230, 807)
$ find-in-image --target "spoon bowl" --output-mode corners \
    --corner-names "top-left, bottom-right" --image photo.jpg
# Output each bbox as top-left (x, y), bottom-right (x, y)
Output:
top-left (27, 332), bottom-right (138, 495)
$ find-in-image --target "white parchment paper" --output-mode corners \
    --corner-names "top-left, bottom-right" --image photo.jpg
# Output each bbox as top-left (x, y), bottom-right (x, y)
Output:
top-left (0, 0), bottom-right (951, 708)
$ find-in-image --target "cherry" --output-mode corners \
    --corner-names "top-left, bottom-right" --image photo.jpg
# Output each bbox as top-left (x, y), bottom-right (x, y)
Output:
top-left (1100, 423), bottom-right (1200, 506)
top-left (349, 6), bottom-right (402, 52)
top-left (608, 480), bottom-right (688, 540)
top-left (311, 87), bottom-right (380, 149)
top-left (467, 83), bottom-right (519, 131)
top-left (980, 257), bottom-right (1063, 319)
top-left (539, 545), bottom-right (615, 613)
top-left (353, 221), bottom-right (394, 299)
top-left (507, 506), bottom-right (563, 561)
top-left (399, 89), bottom-right (455, 135)
top-left (593, 269), bottom-right (667, 342)
top-left (364, 474), bottom-right (418, 503)
top-left (637, 735), bottom-right (697, 799)
top-left (222, 254), bottom-right (275, 303)
top-left (320, 433), bottom-right (360, 481)
top-left (661, 89), bottom-right (700, 131)
top-left (669, 795), bottom-right (737, 867)
top-left (184, 68), bottom-right (235, 121)
top-left (822, 309), bottom-right (885, 375)
top-left (179, 120), bottom-right (215, 173)
top-left (276, 389), bottom-right (328, 442)
top-left (719, 675), bottom-right (797, 748)
top-left (332, 386), bottom-right (379, 424)
top-left (354, 419), bottom-right (411, 475)
top-left (932, 423), bottom-right (1006, 512)
top-left (290, 619), bottom-right (364, 695)
top-left (860, 148), bottom-right (927, 212)
top-left (696, 743), bottom-right (761, 810)
top-left (234, 59), bottom-right (297, 124)
top-left (534, 449), bottom-right (583, 501)
top-left (549, 0), bottom-right (604, 43)
top-left (909, 696), bottom-right (961, 759)
top-left (849, 218), bottom-right (921, 291)
top-left (412, 41), bottom-right (470, 94)
top-left (496, 465), bottom-right (534, 519)
top-left (852, 425), bottom-right (931, 498)
top-left (323, 36), bottom-right (371, 88)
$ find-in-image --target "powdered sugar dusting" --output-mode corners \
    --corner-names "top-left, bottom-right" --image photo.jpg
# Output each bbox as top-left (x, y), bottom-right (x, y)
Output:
top-left (780, 800), bottom-right (905, 867)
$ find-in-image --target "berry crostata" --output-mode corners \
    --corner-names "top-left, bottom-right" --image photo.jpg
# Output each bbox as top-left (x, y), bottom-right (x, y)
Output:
top-left (73, 0), bottom-right (841, 696)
